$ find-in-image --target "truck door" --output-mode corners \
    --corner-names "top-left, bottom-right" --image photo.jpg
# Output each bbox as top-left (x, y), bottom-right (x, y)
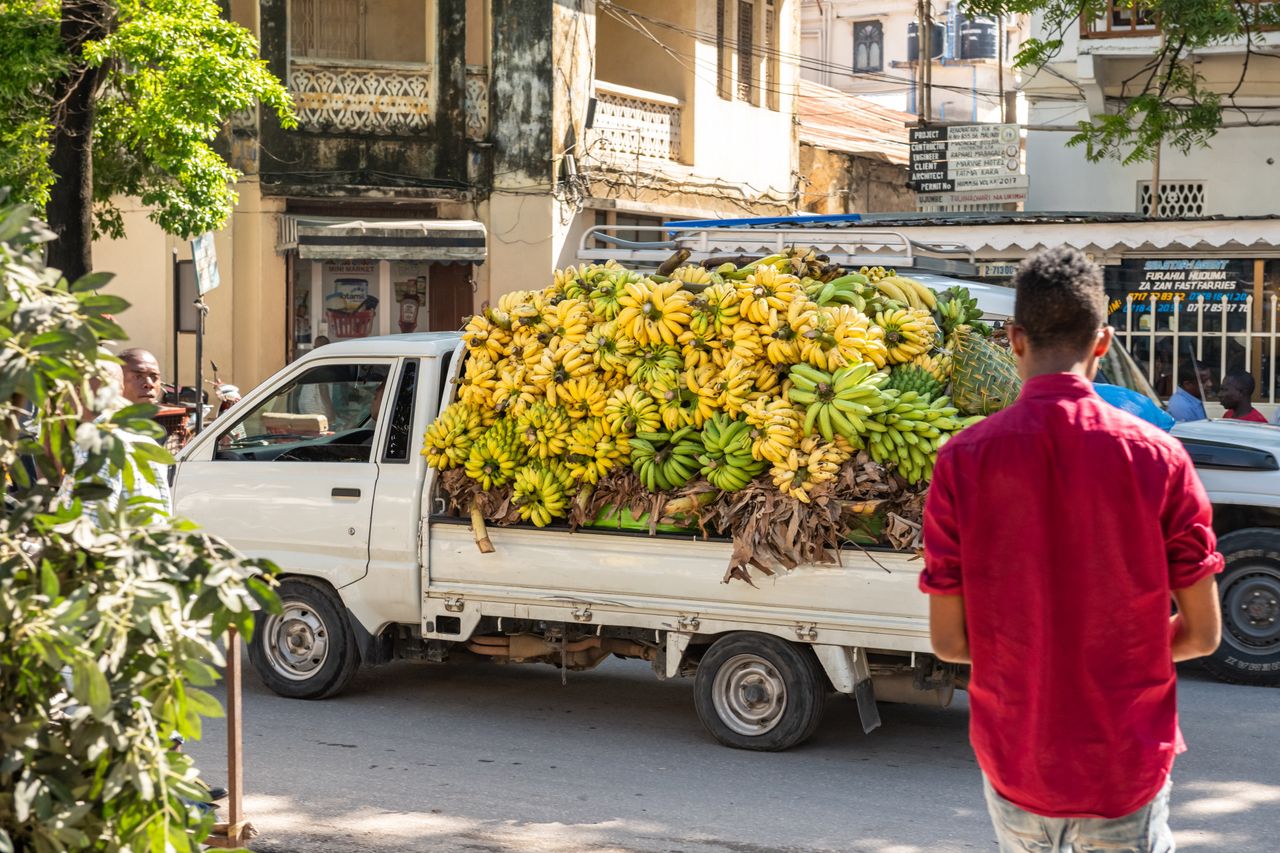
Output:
top-left (174, 358), bottom-right (396, 590)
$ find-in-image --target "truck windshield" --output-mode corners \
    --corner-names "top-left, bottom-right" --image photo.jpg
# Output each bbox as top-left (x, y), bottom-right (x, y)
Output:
top-left (1098, 343), bottom-right (1164, 408)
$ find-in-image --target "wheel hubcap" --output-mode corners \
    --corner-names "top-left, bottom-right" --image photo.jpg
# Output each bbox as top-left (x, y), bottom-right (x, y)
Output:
top-left (1223, 567), bottom-right (1280, 652)
top-left (264, 601), bottom-right (330, 681)
top-left (712, 654), bottom-right (787, 737)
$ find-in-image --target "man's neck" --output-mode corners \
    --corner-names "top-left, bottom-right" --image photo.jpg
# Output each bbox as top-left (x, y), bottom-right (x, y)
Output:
top-left (1232, 402), bottom-right (1255, 417)
top-left (1019, 360), bottom-right (1093, 382)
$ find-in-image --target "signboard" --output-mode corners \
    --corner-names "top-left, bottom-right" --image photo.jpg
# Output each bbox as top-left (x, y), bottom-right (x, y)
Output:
top-left (191, 233), bottom-right (220, 295)
top-left (909, 123), bottom-right (1024, 194)
top-left (976, 262), bottom-right (1020, 279)
top-left (917, 188), bottom-right (1029, 206)
top-left (1106, 259), bottom-right (1250, 318)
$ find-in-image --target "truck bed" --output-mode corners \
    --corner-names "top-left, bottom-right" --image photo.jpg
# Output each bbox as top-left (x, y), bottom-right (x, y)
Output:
top-left (424, 519), bottom-right (931, 653)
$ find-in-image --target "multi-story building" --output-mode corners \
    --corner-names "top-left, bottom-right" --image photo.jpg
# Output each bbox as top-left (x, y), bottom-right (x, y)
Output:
top-left (1022, 3), bottom-right (1280, 217)
top-left (800, 0), bottom-right (1024, 124)
top-left (95, 0), bottom-right (801, 390)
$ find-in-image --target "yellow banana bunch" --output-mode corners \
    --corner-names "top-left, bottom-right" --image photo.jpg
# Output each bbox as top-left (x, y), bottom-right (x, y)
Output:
top-left (422, 401), bottom-right (489, 469)
top-left (759, 298), bottom-right (815, 365)
top-left (688, 281), bottom-right (741, 338)
top-left (616, 278), bottom-right (693, 346)
top-left (462, 313), bottom-right (510, 361)
top-left (566, 417), bottom-right (629, 484)
top-left (512, 461), bottom-right (574, 527)
top-left (796, 305), bottom-right (877, 371)
top-left (737, 266), bottom-right (803, 325)
top-left (516, 403), bottom-right (573, 458)
top-left (552, 265), bottom-right (590, 300)
top-left (743, 396), bottom-right (803, 465)
top-left (581, 320), bottom-right (635, 378)
top-left (603, 384), bottom-right (661, 437)
top-left (651, 373), bottom-right (706, 430)
top-left (464, 419), bottom-right (525, 490)
top-left (876, 308), bottom-right (939, 364)
top-left (558, 375), bottom-right (608, 420)
top-left (544, 298), bottom-right (593, 348)
top-left (717, 321), bottom-right (765, 367)
top-left (529, 342), bottom-right (595, 403)
top-left (678, 327), bottom-right (723, 370)
top-left (492, 361), bottom-right (529, 415)
top-left (457, 356), bottom-right (498, 410)
top-left (671, 265), bottom-right (714, 286)
top-left (771, 435), bottom-right (844, 503)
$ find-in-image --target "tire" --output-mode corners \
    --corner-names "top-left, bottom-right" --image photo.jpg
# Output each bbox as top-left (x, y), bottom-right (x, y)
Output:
top-left (248, 577), bottom-right (361, 699)
top-left (1202, 528), bottom-right (1280, 687)
top-left (693, 632), bottom-right (827, 751)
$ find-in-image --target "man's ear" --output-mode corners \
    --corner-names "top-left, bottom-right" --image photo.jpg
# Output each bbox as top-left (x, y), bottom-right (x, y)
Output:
top-left (1007, 323), bottom-right (1028, 358)
top-left (1094, 325), bottom-right (1113, 358)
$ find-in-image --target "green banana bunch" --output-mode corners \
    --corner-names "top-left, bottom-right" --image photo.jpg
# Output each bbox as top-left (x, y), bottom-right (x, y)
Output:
top-left (698, 413), bottom-right (767, 491)
top-left (720, 253), bottom-right (790, 281)
top-left (805, 272), bottom-right (872, 309)
top-left (630, 427), bottom-right (703, 492)
top-left (786, 362), bottom-right (888, 442)
top-left (934, 286), bottom-right (985, 337)
top-left (864, 392), bottom-right (982, 483)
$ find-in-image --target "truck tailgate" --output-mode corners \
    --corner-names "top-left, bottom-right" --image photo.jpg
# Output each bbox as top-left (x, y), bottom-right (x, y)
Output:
top-left (426, 520), bottom-right (930, 650)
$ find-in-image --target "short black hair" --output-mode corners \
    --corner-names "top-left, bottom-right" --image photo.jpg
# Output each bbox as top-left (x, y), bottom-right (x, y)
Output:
top-left (1011, 247), bottom-right (1106, 351)
top-left (1178, 359), bottom-right (1211, 385)
top-left (1224, 369), bottom-right (1255, 395)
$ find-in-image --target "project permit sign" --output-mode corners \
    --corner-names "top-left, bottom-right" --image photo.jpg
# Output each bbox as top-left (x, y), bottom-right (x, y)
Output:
top-left (909, 124), bottom-right (1025, 194)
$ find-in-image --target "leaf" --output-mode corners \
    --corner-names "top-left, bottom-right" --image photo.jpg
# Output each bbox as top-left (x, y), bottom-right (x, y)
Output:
top-left (39, 561), bottom-right (59, 598)
top-left (70, 271), bottom-right (115, 293)
top-left (184, 687), bottom-right (224, 719)
top-left (71, 659), bottom-right (111, 719)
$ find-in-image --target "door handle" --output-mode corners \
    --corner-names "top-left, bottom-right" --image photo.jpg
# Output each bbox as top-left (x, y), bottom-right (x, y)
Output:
top-left (331, 487), bottom-right (361, 499)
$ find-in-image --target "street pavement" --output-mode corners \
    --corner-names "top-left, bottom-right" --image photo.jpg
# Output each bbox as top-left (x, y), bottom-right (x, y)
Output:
top-left (189, 654), bottom-right (1279, 853)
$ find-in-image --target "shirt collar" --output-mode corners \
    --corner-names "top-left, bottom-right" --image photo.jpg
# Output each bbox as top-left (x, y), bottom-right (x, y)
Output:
top-left (1019, 372), bottom-right (1098, 401)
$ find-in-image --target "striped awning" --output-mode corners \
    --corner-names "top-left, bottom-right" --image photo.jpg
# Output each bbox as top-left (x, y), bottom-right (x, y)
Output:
top-left (284, 217), bottom-right (486, 262)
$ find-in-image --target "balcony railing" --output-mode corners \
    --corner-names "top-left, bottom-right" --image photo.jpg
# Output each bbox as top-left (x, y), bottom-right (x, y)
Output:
top-left (588, 81), bottom-right (684, 163)
top-left (1082, 1), bottom-right (1158, 37)
top-left (289, 59), bottom-right (434, 135)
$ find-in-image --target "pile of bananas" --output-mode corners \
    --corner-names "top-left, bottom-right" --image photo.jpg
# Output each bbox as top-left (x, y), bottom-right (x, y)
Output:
top-left (425, 248), bottom-right (1002, 531)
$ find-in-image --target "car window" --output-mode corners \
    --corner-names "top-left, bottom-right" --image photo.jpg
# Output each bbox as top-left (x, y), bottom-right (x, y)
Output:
top-left (382, 360), bottom-right (418, 463)
top-left (215, 362), bottom-right (390, 463)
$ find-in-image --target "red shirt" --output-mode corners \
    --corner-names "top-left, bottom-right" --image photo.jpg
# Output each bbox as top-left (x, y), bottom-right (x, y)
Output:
top-left (1223, 408), bottom-right (1269, 423)
top-left (920, 373), bottom-right (1222, 819)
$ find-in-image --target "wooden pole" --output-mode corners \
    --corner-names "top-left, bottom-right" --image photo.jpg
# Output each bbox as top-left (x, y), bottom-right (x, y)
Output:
top-left (206, 628), bottom-right (251, 847)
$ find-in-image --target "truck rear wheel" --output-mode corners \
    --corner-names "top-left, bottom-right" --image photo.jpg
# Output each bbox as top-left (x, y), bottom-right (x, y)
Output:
top-left (694, 632), bottom-right (826, 751)
top-left (248, 577), bottom-right (360, 699)
top-left (1202, 528), bottom-right (1280, 687)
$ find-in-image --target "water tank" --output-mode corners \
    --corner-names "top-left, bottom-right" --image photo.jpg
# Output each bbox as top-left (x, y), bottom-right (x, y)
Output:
top-left (958, 15), bottom-right (998, 60)
top-left (907, 22), bottom-right (946, 61)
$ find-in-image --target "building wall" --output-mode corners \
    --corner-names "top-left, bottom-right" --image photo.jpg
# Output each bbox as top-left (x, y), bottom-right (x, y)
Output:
top-left (798, 144), bottom-right (916, 214)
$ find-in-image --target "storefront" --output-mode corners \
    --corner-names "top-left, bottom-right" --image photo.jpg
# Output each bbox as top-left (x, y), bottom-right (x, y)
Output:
top-left (281, 218), bottom-right (486, 360)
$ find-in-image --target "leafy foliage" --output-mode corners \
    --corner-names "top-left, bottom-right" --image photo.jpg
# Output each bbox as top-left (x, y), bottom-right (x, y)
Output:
top-left (0, 199), bottom-right (279, 851)
top-left (966, 0), bottom-right (1280, 163)
top-left (0, 0), bottom-right (294, 240)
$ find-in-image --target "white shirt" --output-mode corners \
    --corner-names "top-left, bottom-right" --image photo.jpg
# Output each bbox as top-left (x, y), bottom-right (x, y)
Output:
top-left (60, 418), bottom-right (172, 522)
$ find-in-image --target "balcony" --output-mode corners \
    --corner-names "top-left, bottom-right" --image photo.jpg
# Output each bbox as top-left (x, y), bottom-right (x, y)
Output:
top-left (587, 81), bottom-right (685, 164)
top-left (289, 59), bottom-right (434, 135)
top-left (1082, 0), bottom-right (1277, 38)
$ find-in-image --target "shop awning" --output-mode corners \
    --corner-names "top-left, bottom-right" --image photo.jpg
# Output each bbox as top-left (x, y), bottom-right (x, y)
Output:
top-left (283, 217), bottom-right (487, 262)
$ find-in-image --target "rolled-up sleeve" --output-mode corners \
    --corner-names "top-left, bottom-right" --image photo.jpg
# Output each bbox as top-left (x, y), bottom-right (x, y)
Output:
top-left (1163, 450), bottom-right (1224, 590)
top-left (920, 448), bottom-right (963, 595)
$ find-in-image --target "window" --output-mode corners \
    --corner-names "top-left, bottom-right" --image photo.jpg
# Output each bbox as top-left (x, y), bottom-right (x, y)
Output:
top-left (290, 0), bottom-right (427, 63)
top-left (382, 360), bottom-right (418, 463)
top-left (764, 0), bottom-right (779, 110)
top-left (854, 21), bottom-right (883, 73)
top-left (716, 0), bottom-right (732, 99)
top-left (737, 0), bottom-right (756, 103)
top-left (1137, 181), bottom-right (1206, 217)
top-left (216, 362), bottom-right (391, 463)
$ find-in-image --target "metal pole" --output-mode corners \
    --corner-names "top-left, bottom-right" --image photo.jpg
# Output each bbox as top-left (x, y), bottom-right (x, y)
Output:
top-left (997, 15), bottom-right (1005, 123)
top-left (195, 298), bottom-right (206, 434)
top-left (171, 250), bottom-right (180, 393)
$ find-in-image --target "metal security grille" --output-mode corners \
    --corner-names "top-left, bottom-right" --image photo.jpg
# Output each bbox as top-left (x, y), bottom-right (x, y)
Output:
top-left (716, 0), bottom-right (731, 99)
top-left (737, 0), bottom-right (755, 103)
top-left (1137, 181), bottom-right (1206, 217)
top-left (765, 0), bottom-right (778, 110)
top-left (290, 0), bottom-right (363, 60)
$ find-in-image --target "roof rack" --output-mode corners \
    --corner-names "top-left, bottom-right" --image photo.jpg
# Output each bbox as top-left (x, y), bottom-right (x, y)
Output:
top-left (577, 223), bottom-right (979, 276)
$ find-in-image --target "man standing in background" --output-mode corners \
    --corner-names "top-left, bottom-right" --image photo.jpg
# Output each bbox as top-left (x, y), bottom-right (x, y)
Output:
top-left (1167, 359), bottom-right (1215, 422)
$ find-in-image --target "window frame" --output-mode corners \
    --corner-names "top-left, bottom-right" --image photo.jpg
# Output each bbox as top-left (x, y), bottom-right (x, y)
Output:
top-left (287, 0), bottom-right (437, 68)
top-left (853, 20), bottom-right (884, 73)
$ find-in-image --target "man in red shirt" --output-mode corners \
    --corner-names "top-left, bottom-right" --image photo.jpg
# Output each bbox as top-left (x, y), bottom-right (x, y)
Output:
top-left (1218, 370), bottom-right (1269, 423)
top-left (920, 246), bottom-right (1223, 851)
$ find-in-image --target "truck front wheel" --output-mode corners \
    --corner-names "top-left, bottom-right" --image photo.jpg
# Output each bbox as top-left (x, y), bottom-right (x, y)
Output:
top-left (693, 633), bottom-right (826, 751)
top-left (248, 577), bottom-right (361, 699)
top-left (1202, 528), bottom-right (1280, 687)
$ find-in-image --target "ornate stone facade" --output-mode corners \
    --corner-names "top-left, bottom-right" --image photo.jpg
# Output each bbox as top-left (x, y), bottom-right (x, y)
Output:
top-left (289, 60), bottom-right (434, 135)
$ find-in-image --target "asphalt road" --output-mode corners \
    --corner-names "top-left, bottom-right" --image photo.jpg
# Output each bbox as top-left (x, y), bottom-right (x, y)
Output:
top-left (189, 655), bottom-right (1279, 853)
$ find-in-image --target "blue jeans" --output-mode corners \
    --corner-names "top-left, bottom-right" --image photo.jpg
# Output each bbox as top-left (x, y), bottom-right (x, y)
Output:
top-left (983, 775), bottom-right (1175, 853)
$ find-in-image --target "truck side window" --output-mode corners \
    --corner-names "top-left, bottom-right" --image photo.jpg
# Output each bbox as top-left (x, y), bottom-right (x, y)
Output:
top-left (381, 360), bottom-right (418, 463)
top-left (214, 362), bottom-right (390, 463)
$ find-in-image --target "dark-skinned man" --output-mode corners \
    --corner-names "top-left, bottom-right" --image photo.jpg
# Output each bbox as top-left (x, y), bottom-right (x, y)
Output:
top-left (920, 247), bottom-right (1222, 852)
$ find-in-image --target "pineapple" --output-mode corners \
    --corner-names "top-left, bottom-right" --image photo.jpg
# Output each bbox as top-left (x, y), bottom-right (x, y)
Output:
top-left (949, 328), bottom-right (1022, 416)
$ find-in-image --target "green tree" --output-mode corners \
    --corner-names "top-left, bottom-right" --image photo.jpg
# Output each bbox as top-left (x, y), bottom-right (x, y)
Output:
top-left (967, 0), bottom-right (1280, 164)
top-left (0, 0), bottom-right (295, 281)
top-left (0, 199), bottom-right (279, 851)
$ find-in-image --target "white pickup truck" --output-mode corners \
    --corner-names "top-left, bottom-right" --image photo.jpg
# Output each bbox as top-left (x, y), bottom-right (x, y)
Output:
top-left (173, 332), bottom-right (957, 751)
